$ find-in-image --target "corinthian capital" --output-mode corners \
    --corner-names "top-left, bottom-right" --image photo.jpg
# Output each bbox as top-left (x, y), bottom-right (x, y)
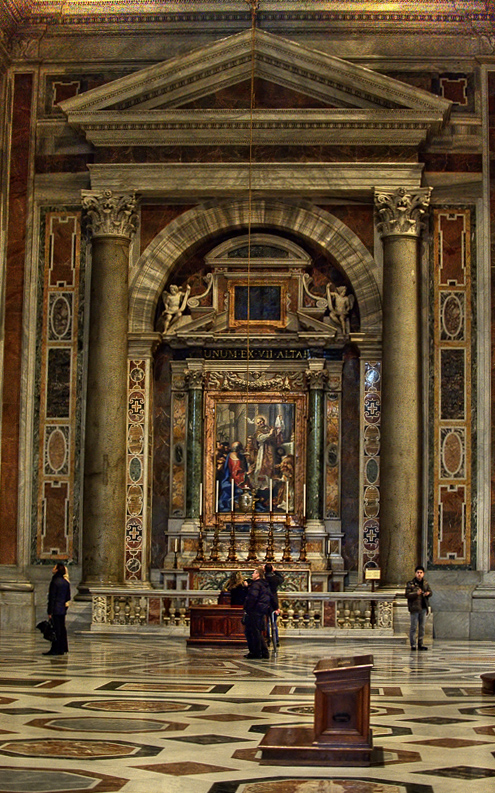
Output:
top-left (306, 368), bottom-right (327, 390)
top-left (374, 187), bottom-right (431, 238)
top-left (186, 370), bottom-right (204, 390)
top-left (82, 190), bottom-right (138, 239)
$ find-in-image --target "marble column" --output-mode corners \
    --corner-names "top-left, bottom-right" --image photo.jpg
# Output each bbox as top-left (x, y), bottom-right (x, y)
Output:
top-left (375, 187), bottom-right (431, 586)
top-left (186, 366), bottom-right (204, 522)
top-left (79, 190), bottom-right (138, 591)
top-left (306, 361), bottom-right (327, 525)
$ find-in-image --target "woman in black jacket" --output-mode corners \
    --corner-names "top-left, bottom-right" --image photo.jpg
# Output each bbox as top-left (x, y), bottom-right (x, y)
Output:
top-left (45, 563), bottom-right (71, 656)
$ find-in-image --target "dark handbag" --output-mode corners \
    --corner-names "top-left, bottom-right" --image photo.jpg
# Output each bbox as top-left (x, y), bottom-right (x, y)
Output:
top-left (36, 619), bottom-right (56, 642)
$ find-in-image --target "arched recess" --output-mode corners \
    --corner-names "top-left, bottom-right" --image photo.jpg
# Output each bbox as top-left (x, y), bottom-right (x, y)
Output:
top-left (129, 198), bottom-right (381, 334)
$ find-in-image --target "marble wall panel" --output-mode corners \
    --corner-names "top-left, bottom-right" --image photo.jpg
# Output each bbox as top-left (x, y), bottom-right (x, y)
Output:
top-left (360, 358), bottom-right (381, 576)
top-left (432, 208), bottom-right (473, 567)
top-left (0, 73), bottom-right (33, 566)
top-left (35, 211), bottom-right (83, 563)
top-left (318, 205), bottom-right (374, 254)
top-left (140, 206), bottom-right (194, 255)
top-left (42, 71), bottom-right (135, 117)
top-left (490, 71), bottom-right (495, 571)
top-left (181, 77), bottom-right (330, 110)
top-left (340, 349), bottom-right (361, 573)
top-left (151, 348), bottom-right (172, 568)
top-left (324, 393), bottom-right (340, 519)
top-left (95, 144), bottom-right (418, 165)
top-left (125, 359), bottom-right (151, 583)
top-left (433, 611), bottom-right (470, 640)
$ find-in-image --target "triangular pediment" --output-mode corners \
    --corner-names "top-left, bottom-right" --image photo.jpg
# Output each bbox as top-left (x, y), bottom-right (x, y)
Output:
top-left (60, 28), bottom-right (451, 147)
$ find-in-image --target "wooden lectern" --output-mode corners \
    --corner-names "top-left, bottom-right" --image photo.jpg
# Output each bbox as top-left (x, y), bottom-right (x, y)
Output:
top-left (260, 654), bottom-right (373, 766)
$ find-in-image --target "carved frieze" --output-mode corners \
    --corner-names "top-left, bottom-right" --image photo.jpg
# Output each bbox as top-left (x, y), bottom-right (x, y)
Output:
top-left (374, 187), bottom-right (432, 238)
top-left (82, 190), bottom-right (138, 239)
top-left (206, 370), bottom-right (305, 392)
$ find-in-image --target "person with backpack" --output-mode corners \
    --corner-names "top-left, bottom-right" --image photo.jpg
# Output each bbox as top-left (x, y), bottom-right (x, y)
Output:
top-left (243, 566), bottom-right (275, 660)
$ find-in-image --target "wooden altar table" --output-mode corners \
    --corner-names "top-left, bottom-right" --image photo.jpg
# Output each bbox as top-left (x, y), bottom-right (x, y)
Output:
top-left (187, 604), bottom-right (245, 646)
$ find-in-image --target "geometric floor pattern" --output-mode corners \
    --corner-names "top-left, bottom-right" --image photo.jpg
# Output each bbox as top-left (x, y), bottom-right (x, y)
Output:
top-left (2, 631), bottom-right (495, 792)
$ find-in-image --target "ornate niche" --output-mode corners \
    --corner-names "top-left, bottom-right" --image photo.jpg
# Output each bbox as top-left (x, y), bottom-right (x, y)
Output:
top-left (156, 232), bottom-right (358, 346)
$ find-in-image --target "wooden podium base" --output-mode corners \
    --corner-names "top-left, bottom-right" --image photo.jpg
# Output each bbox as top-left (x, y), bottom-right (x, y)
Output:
top-left (259, 725), bottom-right (373, 766)
top-left (481, 672), bottom-right (495, 695)
top-left (260, 654), bottom-right (373, 767)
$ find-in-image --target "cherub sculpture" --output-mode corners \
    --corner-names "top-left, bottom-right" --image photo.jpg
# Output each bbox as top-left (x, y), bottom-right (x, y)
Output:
top-left (326, 285), bottom-right (354, 337)
top-left (161, 283), bottom-right (191, 334)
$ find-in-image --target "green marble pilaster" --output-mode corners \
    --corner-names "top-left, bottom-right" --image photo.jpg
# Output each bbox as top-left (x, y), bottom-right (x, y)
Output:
top-left (306, 367), bottom-right (326, 521)
top-left (186, 370), bottom-right (204, 520)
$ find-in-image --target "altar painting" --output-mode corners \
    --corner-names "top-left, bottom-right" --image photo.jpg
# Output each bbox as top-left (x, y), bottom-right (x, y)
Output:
top-left (209, 397), bottom-right (305, 517)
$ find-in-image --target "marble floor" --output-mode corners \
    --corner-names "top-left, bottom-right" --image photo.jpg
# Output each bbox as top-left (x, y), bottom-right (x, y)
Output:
top-left (1, 631), bottom-right (495, 793)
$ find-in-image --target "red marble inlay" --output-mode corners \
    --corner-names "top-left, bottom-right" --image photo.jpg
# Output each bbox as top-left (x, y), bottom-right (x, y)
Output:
top-left (133, 761), bottom-right (233, 775)
top-left (438, 485), bottom-right (466, 560)
top-left (438, 214), bottom-right (466, 286)
top-left (140, 205), bottom-right (194, 254)
top-left (0, 73), bottom-right (33, 565)
top-left (181, 77), bottom-right (331, 110)
top-left (39, 482), bottom-right (70, 557)
top-left (48, 215), bottom-right (77, 287)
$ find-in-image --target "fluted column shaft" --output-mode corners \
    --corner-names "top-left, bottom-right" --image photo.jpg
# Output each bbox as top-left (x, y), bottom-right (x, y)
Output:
top-left (375, 187), bottom-right (431, 586)
top-left (80, 191), bottom-right (138, 589)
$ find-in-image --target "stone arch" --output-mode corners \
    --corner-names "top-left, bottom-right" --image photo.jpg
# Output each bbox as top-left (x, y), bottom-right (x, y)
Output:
top-left (129, 198), bottom-right (381, 334)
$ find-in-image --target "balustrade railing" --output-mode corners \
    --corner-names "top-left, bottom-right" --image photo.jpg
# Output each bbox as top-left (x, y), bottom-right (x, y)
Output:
top-left (91, 590), bottom-right (394, 633)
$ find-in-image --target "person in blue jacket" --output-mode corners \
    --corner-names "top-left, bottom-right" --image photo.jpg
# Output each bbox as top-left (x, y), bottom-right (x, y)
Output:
top-left (45, 563), bottom-right (71, 656)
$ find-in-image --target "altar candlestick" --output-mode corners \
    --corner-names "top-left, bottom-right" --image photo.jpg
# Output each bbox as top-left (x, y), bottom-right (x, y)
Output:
top-left (199, 483), bottom-right (203, 516)
top-left (231, 478), bottom-right (234, 511)
top-left (174, 539), bottom-right (178, 552)
top-left (303, 483), bottom-right (306, 518)
top-left (286, 480), bottom-right (289, 511)
top-left (215, 480), bottom-right (219, 513)
top-left (269, 479), bottom-right (272, 512)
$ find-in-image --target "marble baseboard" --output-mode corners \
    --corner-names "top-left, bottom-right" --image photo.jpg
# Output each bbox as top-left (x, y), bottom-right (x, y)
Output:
top-left (0, 588), bottom-right (35, 632)
top-left (432, 611), bottom-right (470, 640)
top-left (469, 611), bottom-right (495, 640)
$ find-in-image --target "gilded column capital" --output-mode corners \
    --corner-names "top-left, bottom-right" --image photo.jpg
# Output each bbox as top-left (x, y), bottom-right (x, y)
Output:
top-left (374, 187), bottom-right (431, 239)
top-left (82, 190), bottom-right (138, 239)
top-left (185, 370), bottom-right (204, 390)
top-left (306, 369), bottom-right (327, 390)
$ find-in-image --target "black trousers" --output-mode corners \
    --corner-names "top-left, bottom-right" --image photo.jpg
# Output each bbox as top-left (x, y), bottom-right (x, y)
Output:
top-left (244, 612), bottom-right (268, 657)
top-left (51, 614), bottom-right (68, 655)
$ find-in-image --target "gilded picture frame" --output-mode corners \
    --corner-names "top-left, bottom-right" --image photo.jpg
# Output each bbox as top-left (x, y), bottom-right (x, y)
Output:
top-left (204, 391), bottom-right (306, 526)
top-left (228, 280), bottom-right (288, 329)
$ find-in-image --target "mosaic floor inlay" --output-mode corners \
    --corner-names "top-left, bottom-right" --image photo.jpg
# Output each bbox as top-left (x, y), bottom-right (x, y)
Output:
top-left (0, 632), bottom-right (494, 792)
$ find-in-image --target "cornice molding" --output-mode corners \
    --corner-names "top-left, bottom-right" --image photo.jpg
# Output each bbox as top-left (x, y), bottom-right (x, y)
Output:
top-left (58, 28), bottom-right (451, 149)
top-left (60, 29), bottom-right (452, 115)
top-left (22, 1), bottom-right (495, 31)
top-left (73, 107), bottom-right (445, 147)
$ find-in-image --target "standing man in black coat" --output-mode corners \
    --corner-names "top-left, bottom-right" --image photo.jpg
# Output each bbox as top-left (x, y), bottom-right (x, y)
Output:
top-left (45, 563), bottom-right (71, 656)
top-left (243, 566), bottom-right (275, 660)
